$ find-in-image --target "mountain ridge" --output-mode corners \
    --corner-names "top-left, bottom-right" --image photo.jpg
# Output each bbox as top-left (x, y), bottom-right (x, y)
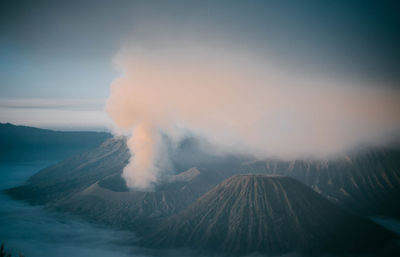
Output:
top-left (0, 122), bottom-right (111, 162)
top-left (5, 134), bottom-right (400, 233)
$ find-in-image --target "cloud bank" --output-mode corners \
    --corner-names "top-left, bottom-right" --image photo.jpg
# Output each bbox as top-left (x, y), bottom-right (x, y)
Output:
top-left (107, 45), bottom-right (400, 190)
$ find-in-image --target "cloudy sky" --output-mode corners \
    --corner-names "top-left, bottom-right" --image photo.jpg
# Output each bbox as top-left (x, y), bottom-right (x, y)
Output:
top-left (0, 0), bottom-right (399, 130)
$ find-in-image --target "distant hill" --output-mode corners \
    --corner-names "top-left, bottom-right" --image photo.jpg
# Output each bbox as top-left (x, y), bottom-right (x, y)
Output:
top-left (0, 123), bottom-right (111, 162)
top-left (143, 174), bottom-right (398, 256)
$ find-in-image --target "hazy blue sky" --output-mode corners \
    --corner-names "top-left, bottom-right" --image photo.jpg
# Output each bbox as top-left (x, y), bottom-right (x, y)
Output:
top-left (0, 0), bottom-right (399, 130)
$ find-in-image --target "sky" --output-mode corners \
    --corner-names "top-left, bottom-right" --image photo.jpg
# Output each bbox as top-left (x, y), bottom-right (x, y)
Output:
top-left (0, 0), bottom-right (399, 130)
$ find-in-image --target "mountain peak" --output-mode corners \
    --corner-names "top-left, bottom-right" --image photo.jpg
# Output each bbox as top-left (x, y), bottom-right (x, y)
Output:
top-left (144, 174), bottom-right (397, 255)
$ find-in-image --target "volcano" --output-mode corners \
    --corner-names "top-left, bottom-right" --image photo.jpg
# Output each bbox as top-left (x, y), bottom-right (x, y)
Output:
top-left (143, 174), bottom-right (398, 256)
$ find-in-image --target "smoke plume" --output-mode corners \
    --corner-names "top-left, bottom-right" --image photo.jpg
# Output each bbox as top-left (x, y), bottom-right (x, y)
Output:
top-left (107, 45), bottom-right (400, 190)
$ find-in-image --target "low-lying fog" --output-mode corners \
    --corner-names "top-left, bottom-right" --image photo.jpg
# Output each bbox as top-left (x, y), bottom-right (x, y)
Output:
top-left (0, 162), bottom-right (136, 257)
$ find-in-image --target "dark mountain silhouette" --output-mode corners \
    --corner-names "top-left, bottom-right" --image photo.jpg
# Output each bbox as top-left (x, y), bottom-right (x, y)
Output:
top-left (143, 174), bottom-right (398, 256)
top-left (6, 135), bottom-right (400, 232)
top-left (0, 123), bottom-right (111, 162)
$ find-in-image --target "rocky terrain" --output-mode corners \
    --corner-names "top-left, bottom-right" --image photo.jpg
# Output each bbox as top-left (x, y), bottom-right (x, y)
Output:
top-left (6, 137), bottom-right (400, 227)
top-left (143, 174), bottom-right (398, 255)
top-left (5, 134), bottom-right (400, 255)
top-left (238, 149), bottom-right (400, 217)
top-left (54, 167), bottom-right (224, 232)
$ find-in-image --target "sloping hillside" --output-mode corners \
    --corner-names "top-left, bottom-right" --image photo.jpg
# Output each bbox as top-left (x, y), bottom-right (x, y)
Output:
top-left (144, 174), bottom-right (398, 256)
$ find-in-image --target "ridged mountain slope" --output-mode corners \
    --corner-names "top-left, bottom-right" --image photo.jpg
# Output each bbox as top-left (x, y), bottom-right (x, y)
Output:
top-left (144, 175), bottom-right (398, 256)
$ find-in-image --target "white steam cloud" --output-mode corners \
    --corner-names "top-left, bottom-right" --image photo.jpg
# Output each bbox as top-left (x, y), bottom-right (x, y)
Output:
top-left (107, 45), bottom-right (400, 190)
